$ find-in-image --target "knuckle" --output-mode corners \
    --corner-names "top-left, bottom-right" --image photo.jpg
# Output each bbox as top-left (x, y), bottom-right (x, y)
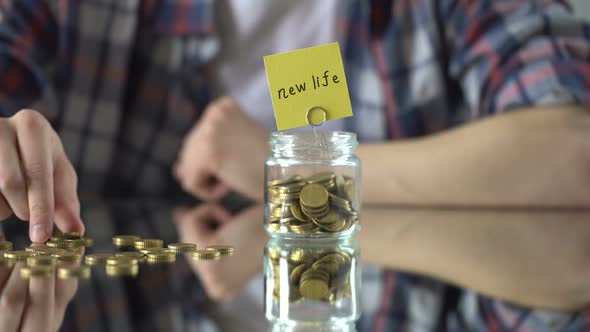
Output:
top-left (13, 109), bottom-right (48, 131)
top-left (205, 104), bottom-right (228, 124)
top-left (0, 171), bottom-right (23, 193)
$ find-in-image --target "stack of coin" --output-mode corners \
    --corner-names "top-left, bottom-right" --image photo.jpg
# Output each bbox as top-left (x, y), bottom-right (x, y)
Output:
top-left (21, 265), bottom-right (53, 279)
top-left (206, 245), bottom-right (234, 257)
top-left (48, 231), bottom-right (94, 250)
top-left (268, 248), bottom-right (353, 304)
top-left (134, 239), bottom-right (163, 250)
top-left (266, 172), bottom-right (358, 235)
top-left (191, 250), bottom-right (221, 260)
top-left (145, 249), bottom-right (176, 264)
top-left (58, 266), bottom-right (91, 280)
top-left (168, 243), bottom-right (197, 254)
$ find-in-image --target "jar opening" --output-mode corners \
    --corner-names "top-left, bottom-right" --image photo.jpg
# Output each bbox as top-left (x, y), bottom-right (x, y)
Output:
top-left (269, 131), bottom-right (358, 158)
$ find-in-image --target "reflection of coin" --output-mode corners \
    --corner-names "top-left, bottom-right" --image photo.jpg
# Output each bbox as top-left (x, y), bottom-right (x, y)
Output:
top-left (0, 257), bottom-right (15, 268)
top-left (58, 266), bottom-right (91, 280)
top-left (85, 254), bottom-right (113, 266)
top-left (21, 266), bottom-right (53, 279)
top-left (5, 250), bottom-right (34, 262)
top-left (54, 251), bottom-right (82, 263)
top-left (27, 255), bottom-right (57, 267)
top-left (106, 263), bottom-right (138, 277)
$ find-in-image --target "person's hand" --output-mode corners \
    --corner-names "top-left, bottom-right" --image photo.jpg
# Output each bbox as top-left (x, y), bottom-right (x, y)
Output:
top-left (0, 110), bottom-right (83, 243)
top-left (0, 262), bottom-right (79, 332)
top-left (174, 97), bottom-right (269, 202)
top-left (174, 204), bottom-right (267, 300)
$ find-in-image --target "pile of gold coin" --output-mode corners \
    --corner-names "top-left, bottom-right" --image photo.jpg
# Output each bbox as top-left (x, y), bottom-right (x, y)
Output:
top-left (267, 172), bottom-right (358, 234)
top-left (0, 232), bottom-right (235, 279)
top-left (268, 248), bottom-right (353, 303)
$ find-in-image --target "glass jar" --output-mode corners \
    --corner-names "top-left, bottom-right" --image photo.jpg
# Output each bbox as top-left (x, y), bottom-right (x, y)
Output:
top-left (264, 238), bottom-right (361, 330)
top-left (265, 132), bottom-right (361, 238)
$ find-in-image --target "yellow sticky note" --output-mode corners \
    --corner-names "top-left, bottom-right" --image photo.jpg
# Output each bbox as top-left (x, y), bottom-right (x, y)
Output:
top-left (264, 42), bottom-right (353, 131)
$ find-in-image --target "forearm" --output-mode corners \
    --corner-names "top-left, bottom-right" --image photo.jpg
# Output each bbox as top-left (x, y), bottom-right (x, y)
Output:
top-left (359, 106), bottom-right (590, 207)
top-left (359, 207), bottom-right (590, 310)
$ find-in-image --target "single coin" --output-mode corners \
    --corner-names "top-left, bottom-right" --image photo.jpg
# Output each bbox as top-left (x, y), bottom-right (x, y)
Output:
top-left (146, 251), bottom-right (176, 263)
top-left (46, 240), bottom-right (77, 250)
top-left (85, 254), bottom-right (113, 266)
top-left (0, 256), bottom-right (15, 268)
top-left (53, 252), bottom-right (82, 263)
top-left (300, 184), bottom-right (329, 209)
top-left (134, 239), bottom-right (163, 250)
top-left (20, 265), bottom-right (53, 279)
top-left (0, 241), bottom-right (13, 251)
top-left (27, 255), bottom-right (57, 267)
top-left (300, 279), bottom-right (329, 300)
top-left (61, 232), bottom-right (81, 240)
top-left (116, 251), bottom-right (146, 263)
top-left (26, 246), bottom-right (64, 254)
top-left (5, 251), bottom-right (34, 262)
top-left (206, 245), bottom-right (234, 257)
top-left (113, 235), bottom-right (141, 247)
top-left (191, 250), bottom-right (221, 261)
top-left (58, 265), bottom-right (91, 280)
top-left (168, 243), bottom-right (196, 253)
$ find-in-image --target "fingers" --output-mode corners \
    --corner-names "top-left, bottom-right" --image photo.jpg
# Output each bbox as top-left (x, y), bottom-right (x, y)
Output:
top-left (12, 110), bottom-right (55, 243)
top-left (20, 267), bottom-right (55, 332)
top-left (0, 122), bottom-right (28, 221)
top-left (53, 152), bottom-right (83, 235)
top-left (0, 263), bottom-right (28, 332)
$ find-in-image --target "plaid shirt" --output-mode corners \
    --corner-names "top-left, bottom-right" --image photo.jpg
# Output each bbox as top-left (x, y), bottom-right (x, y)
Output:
top-left (0, 0), bottom-right (589, 331)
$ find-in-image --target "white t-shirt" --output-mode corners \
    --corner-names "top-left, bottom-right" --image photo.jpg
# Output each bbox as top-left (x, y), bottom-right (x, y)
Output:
top-left (208, 1), bottom-right (339, 330)
top-left (212, 0), bottom-right (343, 132)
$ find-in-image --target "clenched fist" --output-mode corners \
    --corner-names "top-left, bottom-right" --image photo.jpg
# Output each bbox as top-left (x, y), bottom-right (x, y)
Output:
top-left (174, 97), bottom-right (269, 202)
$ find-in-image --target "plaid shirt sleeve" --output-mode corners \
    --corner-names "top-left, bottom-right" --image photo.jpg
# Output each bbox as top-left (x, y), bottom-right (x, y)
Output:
top-left (436, 1), bottom-right (590, 330)
top-left (441, 0), bottom-right (590, 115)
top-left (0, 0), bottom-right (57, 115)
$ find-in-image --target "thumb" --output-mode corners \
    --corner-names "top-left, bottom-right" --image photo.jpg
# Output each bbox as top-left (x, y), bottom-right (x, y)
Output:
top-left (53, 155), bottom-right (84, 235)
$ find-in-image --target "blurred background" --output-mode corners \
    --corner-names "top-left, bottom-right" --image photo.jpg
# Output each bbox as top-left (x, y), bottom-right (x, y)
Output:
top-left (572, 0), bottom-right (590, 18)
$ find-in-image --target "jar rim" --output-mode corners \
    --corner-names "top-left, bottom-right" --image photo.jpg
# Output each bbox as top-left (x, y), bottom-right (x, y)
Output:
top-left (270, 131), bottom-right (357, 140)
top-left (269, 131), bottom-right (358, 156)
